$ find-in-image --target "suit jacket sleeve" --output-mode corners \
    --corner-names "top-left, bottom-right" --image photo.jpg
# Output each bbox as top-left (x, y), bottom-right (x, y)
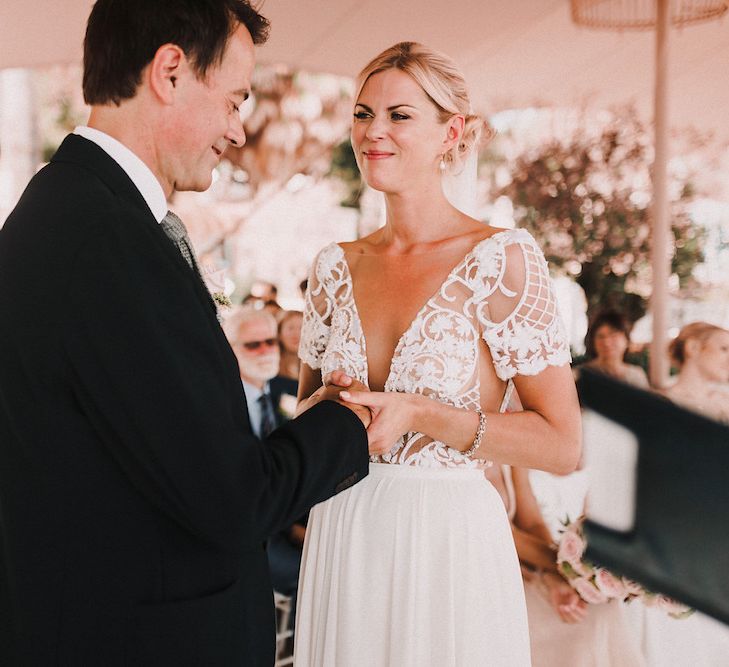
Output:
top-left (60, 211), bottom-right (368, 552)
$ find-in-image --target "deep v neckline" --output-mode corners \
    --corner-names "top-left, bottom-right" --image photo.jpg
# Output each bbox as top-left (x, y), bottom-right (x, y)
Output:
top-left (337, 229), bottom-right (511, 391)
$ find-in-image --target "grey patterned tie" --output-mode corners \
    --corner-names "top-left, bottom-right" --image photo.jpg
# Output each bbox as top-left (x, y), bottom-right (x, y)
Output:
top-left (160, 210), bottom-right (195, 269)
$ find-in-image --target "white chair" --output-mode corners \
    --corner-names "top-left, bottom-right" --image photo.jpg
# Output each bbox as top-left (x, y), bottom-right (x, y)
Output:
top-left (273, 591), bottom-right (294, 666)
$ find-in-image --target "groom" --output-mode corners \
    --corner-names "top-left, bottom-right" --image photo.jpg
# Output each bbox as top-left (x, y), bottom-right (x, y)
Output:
top-left (0, 1), bottom-right (371, 665)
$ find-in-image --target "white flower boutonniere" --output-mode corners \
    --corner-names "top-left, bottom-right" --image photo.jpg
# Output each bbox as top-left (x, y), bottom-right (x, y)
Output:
top-left (278, 393), bottom-right (298, 420)
top-left (200, 262), bottom-right (235, 323)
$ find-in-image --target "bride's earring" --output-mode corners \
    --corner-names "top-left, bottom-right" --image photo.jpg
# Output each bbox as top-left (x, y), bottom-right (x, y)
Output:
top-left (439, 156), bottom-right (446, 172)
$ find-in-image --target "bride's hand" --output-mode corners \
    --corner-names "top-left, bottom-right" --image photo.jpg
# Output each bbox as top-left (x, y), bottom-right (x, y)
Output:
top-left (339, 390), bottom-right (423, 457)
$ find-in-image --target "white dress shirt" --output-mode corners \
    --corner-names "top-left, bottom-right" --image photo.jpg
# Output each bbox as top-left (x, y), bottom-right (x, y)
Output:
top-left (73, 125), bottom-right (168, 223)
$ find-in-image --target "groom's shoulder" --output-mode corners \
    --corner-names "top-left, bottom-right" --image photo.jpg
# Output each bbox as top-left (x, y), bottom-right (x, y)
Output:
top-left (6, 144), bottom-right (144, 248)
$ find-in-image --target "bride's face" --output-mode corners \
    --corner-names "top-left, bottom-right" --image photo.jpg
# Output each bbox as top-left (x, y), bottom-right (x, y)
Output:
top-left (694, 330), bottom-right (729, 383)
top-left (351, 69), bottom-right (455, 194)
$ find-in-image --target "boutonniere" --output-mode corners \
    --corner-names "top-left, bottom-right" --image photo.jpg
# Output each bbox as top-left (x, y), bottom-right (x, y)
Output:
top-left (200, 262), bottom-right (235, 322)
top-left (278, 393), bottom-right (298, 420)
top-left (211, 291), bottom-right (233, 309)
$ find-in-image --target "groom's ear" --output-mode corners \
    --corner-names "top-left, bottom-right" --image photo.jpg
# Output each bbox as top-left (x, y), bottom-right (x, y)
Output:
top-left (147, 43), bottom-right (186, 105)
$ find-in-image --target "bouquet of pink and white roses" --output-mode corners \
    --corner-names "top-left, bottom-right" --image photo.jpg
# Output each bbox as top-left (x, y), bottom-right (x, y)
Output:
top-left (557, 517), bottom-right (693, 619)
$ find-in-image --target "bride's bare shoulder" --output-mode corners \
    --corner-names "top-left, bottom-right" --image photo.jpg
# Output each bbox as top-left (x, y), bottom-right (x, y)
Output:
top-left (337, 229), bottom-right (387, 255)
top-left (337, 238), bottom-right (372, 255)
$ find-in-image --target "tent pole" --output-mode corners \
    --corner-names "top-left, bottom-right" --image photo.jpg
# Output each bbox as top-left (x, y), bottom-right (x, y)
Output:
top-left (649, 0), bottom-right (671, 388)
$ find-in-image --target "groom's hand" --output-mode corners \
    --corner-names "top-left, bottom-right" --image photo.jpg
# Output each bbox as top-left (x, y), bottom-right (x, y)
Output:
top-left (323, 371), bottom-right (373, 429)
top-left (323, 370), bottom-right (360, 390)
top-left (298, 371), bottom-right (372, 428)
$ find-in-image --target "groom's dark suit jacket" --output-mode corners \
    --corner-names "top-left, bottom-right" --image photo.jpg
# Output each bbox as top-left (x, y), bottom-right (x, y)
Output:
top-left (0, 135), bottom-right (368, 666)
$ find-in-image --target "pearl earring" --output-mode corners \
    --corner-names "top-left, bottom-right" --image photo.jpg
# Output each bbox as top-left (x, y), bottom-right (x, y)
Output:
top-left (439, 157), bottom-right (446, 172)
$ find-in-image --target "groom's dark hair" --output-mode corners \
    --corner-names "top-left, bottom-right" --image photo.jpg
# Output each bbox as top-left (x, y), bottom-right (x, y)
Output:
top-left (82, 0), bottom-right (270, 106)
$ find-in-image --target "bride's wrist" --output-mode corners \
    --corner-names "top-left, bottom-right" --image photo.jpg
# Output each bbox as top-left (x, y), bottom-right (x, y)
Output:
top-left (460, 409), bottom-right (486, 456)
top-left (407, 393), bottom-right (429, 430)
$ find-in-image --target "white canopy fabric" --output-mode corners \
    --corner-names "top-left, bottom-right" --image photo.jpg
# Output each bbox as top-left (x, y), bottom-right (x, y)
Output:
top-left (2, 0), bottom-right (728, 141)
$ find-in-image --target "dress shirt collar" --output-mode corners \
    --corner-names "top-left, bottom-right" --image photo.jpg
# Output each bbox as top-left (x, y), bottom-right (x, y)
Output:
top-left (242, 379), bottom-right (272, 439)
top-left (242, 379), bottom-right (267, 403)
top-left (73, 126), bottom-right (168, 223)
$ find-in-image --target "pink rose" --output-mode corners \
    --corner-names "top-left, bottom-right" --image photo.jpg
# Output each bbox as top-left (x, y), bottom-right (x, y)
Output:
top-left (621, 578), bottom-right (644, 596)
top-left (622, 577), bottom-right (645, 601)
top-left (557, 530), bottom-right (585, 569)
top-left (594, 569), bottom-right (628, 600)
top-left (573, 577), bottom-right (609, 605)
top-left (656, 595), bottom-right (693, 619)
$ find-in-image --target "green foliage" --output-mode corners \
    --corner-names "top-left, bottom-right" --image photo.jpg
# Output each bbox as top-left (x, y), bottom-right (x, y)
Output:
top-left (328, 139), bottom-right (362, 208)
top-left (495, 110), bottom-right (705, 322)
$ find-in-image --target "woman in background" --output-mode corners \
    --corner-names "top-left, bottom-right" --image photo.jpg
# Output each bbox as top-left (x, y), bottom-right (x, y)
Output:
top-left (579, 311), bottom-right (649, 388)
top-left (277, 310), bottom-right (303, 382)
top-left (501, 393), bottom-right (644, 666)
top-left (664, 321), bottom-right (729, 423)
top-left (515, 461), bottom-right (645, 667)
top-left (634, 321), bottom-right (729, 666)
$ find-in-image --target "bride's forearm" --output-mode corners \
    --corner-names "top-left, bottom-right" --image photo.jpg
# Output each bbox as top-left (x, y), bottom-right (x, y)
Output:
top-left (415, 397), bottom-right (580, 474)
top-left (410, 396), bottom-right (481, 452)
top-left (474, 410), bottom-right (580, 473)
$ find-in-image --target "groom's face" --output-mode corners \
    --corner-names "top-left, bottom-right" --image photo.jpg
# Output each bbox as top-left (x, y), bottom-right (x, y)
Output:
top-left (163, 23), bottom-right (255, 193)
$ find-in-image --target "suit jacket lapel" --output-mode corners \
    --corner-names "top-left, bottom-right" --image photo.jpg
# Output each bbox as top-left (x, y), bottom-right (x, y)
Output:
top-left (52, 134), bottom-right (219, 323)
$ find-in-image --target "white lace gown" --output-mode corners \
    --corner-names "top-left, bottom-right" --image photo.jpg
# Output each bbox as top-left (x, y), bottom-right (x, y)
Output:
top-left (294, 229), bottom-right (571, 666)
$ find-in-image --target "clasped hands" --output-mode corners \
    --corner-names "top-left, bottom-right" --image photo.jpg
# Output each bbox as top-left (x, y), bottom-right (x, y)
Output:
top-left (299, 370), bottom-right (421, 457)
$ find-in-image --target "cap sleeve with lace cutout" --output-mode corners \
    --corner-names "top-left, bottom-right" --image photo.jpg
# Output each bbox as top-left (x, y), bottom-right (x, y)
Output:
top-left (470, 229), bottom-right (571, 380)
top-left (298, 243), bottom-right (342, 370)
top-left (298, 241), bottom-right (369, 383)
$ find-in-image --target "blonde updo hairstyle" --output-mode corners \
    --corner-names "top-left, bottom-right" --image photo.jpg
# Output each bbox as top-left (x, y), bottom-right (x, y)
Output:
top-left (354, 41), bottom-right (490, 174)
top-left (668, 321), bottom-right (728, 369)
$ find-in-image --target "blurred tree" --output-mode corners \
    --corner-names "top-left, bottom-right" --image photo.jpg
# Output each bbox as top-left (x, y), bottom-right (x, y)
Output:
top-left (33, 64), bottom-right (354, 202)
top-left (226, 67), bottom-right (353, 191)
top-left (494, 108), bottom-right (706, 322)
top-left (328, 139), bottom-right (361, 208)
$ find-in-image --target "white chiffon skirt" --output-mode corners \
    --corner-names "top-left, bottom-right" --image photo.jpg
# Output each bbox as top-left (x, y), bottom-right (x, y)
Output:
top-left (294, 463), bottom-right (531, 666)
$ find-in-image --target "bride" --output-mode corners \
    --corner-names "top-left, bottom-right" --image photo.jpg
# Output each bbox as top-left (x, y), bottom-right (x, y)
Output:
top-left (294, 42), bottom-right (581, 666)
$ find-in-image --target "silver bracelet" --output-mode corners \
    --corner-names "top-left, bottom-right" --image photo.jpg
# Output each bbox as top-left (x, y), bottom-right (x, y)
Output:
top-left (463, 409), bottom-right (487, 457)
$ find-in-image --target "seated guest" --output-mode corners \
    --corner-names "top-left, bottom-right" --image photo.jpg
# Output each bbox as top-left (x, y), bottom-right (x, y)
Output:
top-left (664, 321), bottom-right (729, 424)
top-left (631, 321), bottom-right (729, 666)
top-left (241, 291), bottom-right (282, 317)
top-left (252, 279), bottom-right (283, 316)
top-left (276, 310), bottom-right (304, 384)
top-left (578, 310), bottom-right (649, 388)
top-left (225, 307), bottom-right (281, 438)
top-left (510, 464), bottom-right (645, 667)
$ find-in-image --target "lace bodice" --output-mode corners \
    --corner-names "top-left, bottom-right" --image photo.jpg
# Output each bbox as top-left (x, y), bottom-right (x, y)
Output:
top-left (299, 228), bottom-right (571, 468)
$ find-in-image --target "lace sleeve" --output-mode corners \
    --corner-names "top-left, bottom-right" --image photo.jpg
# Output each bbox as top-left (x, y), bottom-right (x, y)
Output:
top-left (476, 230), bottom-right (571, 380)
top-left (298, 244), bottom-right (338, 370)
